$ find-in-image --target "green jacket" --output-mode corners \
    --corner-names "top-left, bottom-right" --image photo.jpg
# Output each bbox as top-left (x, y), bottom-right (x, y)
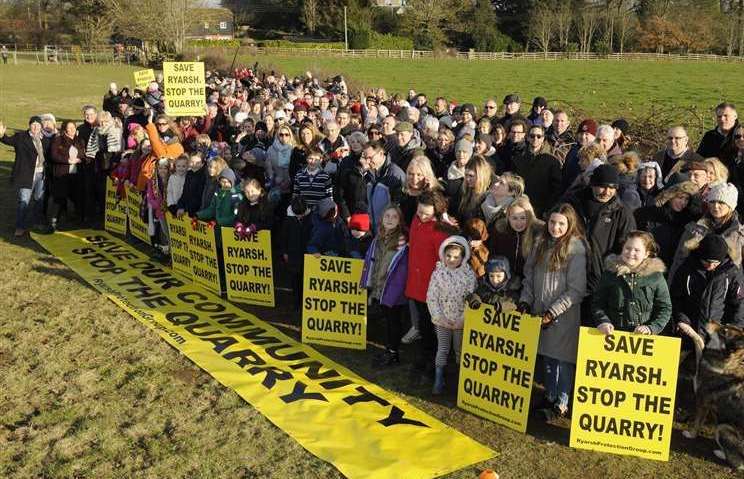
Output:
top-left (196, 187), bottom-right (243, 227)
top-left (591, 255), bottom-right (672, 334)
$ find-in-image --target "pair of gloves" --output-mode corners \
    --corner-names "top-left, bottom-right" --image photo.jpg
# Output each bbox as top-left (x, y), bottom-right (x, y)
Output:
top-left (517, 302), bottom-right (557, 329)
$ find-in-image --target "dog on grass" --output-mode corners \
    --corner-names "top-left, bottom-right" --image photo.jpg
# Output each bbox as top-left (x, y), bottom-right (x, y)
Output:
top-left (680, 321), bottom-right (744, 471)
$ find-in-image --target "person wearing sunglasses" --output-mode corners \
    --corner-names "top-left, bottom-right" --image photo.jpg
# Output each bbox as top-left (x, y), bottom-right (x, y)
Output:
top-left (265, 124), bottom-right (296, 208)
top-left (509, 125), bottom-right (562, 219)
top-left (653, 126), bottom-right (703, 179)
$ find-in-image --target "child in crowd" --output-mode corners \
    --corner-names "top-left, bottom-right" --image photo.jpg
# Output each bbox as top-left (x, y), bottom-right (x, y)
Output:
top-left (110, 151), bottom-right (133, 201)
top-left (466, 257), bottom-right (519, 313)
top-left (281, 196), bottom-right (313, 309)
top-left (464, 218), bottom-right (489, 278)
top-left (307, 197), bottom-right (350, 256)
top-left (519, 203), bottom-right (587, 418)
top-left (236, 178), bottom-right (273, 233)
top-left (196, 168), bottom-right (242, 226)
top-left (426, 235), bottom-right (477, 395)
top-left (176, 154), bottom-right (207, 217)
top-left (593, 231), bottom-right (672, 336)
top-left (293, 149), bottom-right (333, 210)
top-left (147, 158), bottom-right (170, 259)
top-left (167, 155), bottom-right (189, 215)
top-left (348, 212), bottom-right (372, 259)
top-left (361, 205), bottom-right (409, 366)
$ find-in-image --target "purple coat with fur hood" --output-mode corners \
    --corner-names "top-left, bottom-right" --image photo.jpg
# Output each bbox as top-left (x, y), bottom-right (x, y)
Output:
top-left (360, 239), bottom-right (409, 307)
top-left (426, 235), bottom-right (478, 329)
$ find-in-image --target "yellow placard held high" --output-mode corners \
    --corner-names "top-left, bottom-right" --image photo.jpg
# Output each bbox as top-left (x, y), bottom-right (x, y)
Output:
top-left (221, 227), bottom-right (275, 307)
top-left (125, 185), bottom-right (150, 244)
top-left (302, 255), bottom-right (367, 350)
top-left (163, 62), bottom-right (206, 117)
top-left (133, 68), bottom-right (156, 90)
top-left (570, 327), bottom-right (680, 461)
top-left (187, 219), bottom-right (222, 294)
top-left (457, 305), bottom-right (540, 433)
top-left (166, 212), bottom-right (192, 279)
top-left (104, 177), bottom-right (127, 235)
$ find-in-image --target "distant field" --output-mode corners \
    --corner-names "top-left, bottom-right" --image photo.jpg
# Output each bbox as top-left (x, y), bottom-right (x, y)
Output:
top-left (0, 62), bottom-right (740, 478)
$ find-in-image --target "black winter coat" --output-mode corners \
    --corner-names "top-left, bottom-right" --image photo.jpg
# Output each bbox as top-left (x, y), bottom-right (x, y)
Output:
top-left (336, 164), bottom-right (369, 220)
top-left (510, 148), bottom-right (562, 219)
top-left (1, 131), bottom-right (51, 189)
top-left (697, 125), bottom-right (738, 164)
top-left (567, 188), bottom-right (637, 293)
top-left (671, 255), bottom-right (744, 338)
top-left (176, 166), bottom-right (208, 216)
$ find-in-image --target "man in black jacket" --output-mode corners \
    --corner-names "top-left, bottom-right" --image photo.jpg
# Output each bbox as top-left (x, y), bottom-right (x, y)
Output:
top-left (510, 124), bottom-right (562, 219)
top-left (697, 102), bottom-right (738, 163)
top-left (0, 116), bottom-right (52, 236)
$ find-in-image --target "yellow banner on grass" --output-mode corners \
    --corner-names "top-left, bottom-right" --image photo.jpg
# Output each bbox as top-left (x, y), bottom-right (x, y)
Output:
top-left (187, 220), bottom-right (222, 294)
top-left (165, 212), bottom-right (192, 279)
top-left (221, 227), bottom-right (275, 307)
top-left (133, 68), bottom-right (156, 90)
top-left (302, 255), bottom-right (367, 350)
top-left (570, 327), bottom-right (680, 461)
top-left (163, 62), bottom-right (206, 117)
top-left (125, 185), bottom-right (149, 244)
top-left (457, 305), bottom-right (540, 433)
top-left (105, 178), bottom-right (127, 235)
top-left (32, 230), bottom-right (494, 479)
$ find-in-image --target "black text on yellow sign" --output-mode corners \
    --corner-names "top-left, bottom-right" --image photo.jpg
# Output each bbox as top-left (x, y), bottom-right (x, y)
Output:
top-left (457, 306), bottom-right (540, 433)
top-left (104, 178), bottom-right (127, 236)
top-left (570, 327), bottom-right (680, 462)
top-left (165, 212), bottom-right (192, 280)
top-left (133, 68), bottom-right (155, 90)
top-left (221, 227), bottom-right (275, 307)
top-left (163, 62), bottom-right (206, 117)
top-left (302, 255), bottom-right (367, 350)
top-left (187, 220), bottom-right (222, 294)
top-left (126, 185), bottom-right (150, 244)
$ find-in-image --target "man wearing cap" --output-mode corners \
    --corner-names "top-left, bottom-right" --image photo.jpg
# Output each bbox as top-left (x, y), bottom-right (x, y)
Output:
top-left (561, 118), bottom-right (599, 193)
top-left (527, 97), bottom-right (547, 124)
top-left (0, 117), bottom-right (53, 236)
top-left (388, 121), bottom-right (421, 173)
top-left (653, 126), bottom-right (704, 179)
top-left (498, 94), bottom-right (525, 129)
top-left (698, 102), bottom-right (739, 163)
top-left (454, 103), bottom-right (477, 139)
top-left (566, 163), bottom-right (636, 320)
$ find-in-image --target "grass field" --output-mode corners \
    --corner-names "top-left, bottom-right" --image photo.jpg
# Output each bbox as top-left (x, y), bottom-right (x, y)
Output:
top-left (0, 61), bottom-right (741, 478)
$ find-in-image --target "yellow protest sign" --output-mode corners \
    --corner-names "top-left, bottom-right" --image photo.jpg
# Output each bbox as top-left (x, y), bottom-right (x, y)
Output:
top-left (221, 227), bottom-right (275, 307)
top-left (165, 212), bottom-right (191, 279)
top-left (457, 306), bottom-right (540, 433)
top-left (163, 62), bottom-right (206, 117)
top-left (187, 220), bottom-right (222, 294)
top-left (125, 185), bottom-right (149, 244)
top-left (570, 327), bottom-right (680, 461)
top-left (133, 68), bottom-right (155, 90)
top-left (302, 255), bottom-right (367, 350)
top-left (105, 177), bottom-right (127, 235)
top-left (32, 230), bottom-right (495, 479)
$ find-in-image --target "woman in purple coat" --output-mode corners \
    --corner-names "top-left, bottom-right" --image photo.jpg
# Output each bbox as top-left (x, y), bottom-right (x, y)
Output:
top-left (361, 204), bottom-right (409, 366)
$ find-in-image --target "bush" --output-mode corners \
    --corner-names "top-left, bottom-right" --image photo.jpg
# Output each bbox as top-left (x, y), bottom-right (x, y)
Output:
top-left (368, 31), bottom-right (413, 50)
top-left (258, 40), bottom-right (344, 49)
top-left (349, 26), bottom-right (371, 49)
top-left (187, 39), bottom-right (241, 49)
top-left (595, 39), bottom-right (611, 56)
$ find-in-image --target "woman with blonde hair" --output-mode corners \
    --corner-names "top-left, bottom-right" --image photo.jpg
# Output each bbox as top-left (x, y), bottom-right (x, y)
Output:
top-left (266, 124), bottom-right (296, 206)
top-left (704, 157), bottom-right (729, 185)
top-left (400, 155), bottom-right (443, 225)
top-left (489, 195), bottom-right (544, 290)
top-left (453, 155), bottom-right (493, 223)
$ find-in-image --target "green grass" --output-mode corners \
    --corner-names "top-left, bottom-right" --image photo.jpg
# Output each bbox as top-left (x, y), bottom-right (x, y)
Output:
top-left (0, 62), bottom-right (741, 478)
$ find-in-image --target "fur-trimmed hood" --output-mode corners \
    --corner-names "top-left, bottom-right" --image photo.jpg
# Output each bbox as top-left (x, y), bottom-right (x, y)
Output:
top-left (682, 216), bottom-right (744, 266)
top-left (438, 235), bottom-right (472, 265)
top-left (604, 254), bottom-right (666, 277)
top-left (655, 180), bottom-right (699, 207)
top-left (609, 152), bottom-right (640, 176)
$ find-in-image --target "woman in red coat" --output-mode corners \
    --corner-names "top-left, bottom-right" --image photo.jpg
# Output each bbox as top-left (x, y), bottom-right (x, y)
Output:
top-left (405, 190), bottom-right (459, 383)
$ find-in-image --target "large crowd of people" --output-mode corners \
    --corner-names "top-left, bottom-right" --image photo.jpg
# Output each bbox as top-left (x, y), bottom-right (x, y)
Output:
top-left (2, 66), bottom-right (743, 419)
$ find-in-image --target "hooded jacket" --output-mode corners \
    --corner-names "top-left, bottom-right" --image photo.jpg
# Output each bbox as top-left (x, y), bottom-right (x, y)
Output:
top-left (669, 215), bottom-right (744, 282)
top-left (360, 239), bottom-right (409, 307)
top-left (467, 256), bottom-right (519, 312)
top-left (426, 236), bottom-right (477, 329)
top-left (196, 179), bottom-right (242, 227)
top-left (592, 255), bottom-right (671, 334)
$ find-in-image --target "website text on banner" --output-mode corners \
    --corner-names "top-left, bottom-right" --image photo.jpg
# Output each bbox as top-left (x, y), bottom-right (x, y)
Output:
top-left (165, 212), bottom-right (192, 279)
top-left (32, 230), bottom-right (495, 479)
top-left (133, 68), bottom-right (156, 90)
top-left (221, 227), bottom-right (275, 307)
top-left (457, 305), bottom-right (540, 433)
top-left (126, 185), bottom-right (149, 244)
top-left (163, 62), bottom-right (206, 117)
top-left (104, 177), bottom-right (127, 236)
top-left (302, 254), bottom-right (367, 350)
top-left (187, 219), bottom-right (222, 294)
top-left (570, 327), bottom-right (680, 461)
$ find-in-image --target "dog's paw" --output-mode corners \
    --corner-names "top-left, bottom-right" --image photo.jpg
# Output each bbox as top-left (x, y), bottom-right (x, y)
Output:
top-left (682, 430), bottom-right (697, 439)
top-left (713, 449), bottom-right (727, 461)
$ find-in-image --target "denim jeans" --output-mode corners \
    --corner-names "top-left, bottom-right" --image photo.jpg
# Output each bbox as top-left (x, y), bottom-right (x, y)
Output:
top-left (16, 171), bottom-right (45, 229)
top-left (543, 356), bottom-right (576, 410)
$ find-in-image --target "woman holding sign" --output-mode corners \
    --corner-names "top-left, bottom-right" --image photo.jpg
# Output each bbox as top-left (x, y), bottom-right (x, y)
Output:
top-left (519, 203), bottom-right (587, 418)
top-left (592, 231), bottom-right (672, 336)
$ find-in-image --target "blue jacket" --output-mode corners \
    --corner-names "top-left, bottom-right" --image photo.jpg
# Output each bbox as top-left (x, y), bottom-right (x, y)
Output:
top-left (360, 239), bottom-right (409, 307)
top-left (367, 158), bottom-right (405, 231)
top-left (307, 213), bottom-right (350, 256)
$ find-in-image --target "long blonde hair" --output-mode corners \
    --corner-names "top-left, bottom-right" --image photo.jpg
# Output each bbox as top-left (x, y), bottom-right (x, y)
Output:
top-left (704, 157), bottom-right (729, 184)
top-left (505, 196), bottom-right (540, 258)
top-left (459, 155), bottom-right (493, 217)
top-left (405, 156), bottom-right (442, 194)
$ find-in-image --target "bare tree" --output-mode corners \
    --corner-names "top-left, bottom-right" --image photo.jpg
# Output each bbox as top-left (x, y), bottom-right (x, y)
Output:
top-left (302, 0), bottom-right (319, 35)
top-left (530, 3), bottom-right (553, 55)
top-left (576, 6), bottom-right (600, 53)
top-left (554, 2), bottom-right (573, 50)
top-left (614, 0), bottom-right (637, 54)
top-left (109, 0), bottom-right (199, 55)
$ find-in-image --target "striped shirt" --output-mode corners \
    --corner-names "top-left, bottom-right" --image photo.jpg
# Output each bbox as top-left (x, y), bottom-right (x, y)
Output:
top-left (293, 168), bottom-right (332, 209)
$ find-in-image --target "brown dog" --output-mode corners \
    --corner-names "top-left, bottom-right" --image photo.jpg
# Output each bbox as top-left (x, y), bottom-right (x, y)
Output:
top-left (681, 322), bottom-right (744, 471)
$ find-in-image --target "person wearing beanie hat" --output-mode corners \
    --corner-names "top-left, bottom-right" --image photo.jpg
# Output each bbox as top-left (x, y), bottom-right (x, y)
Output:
top-left (590, 163), bottom-right (620, 189)
top-left (527, 96), bottom-right (547, 124)
top-left (348, 212), bottom-right (373, 259)
top-left (560, 118), bottom-right (600, 191)
top-left (0, 116), bottom-right (53, 236)
top-left (389, 120), bottom-right (422, 172)
top-left (668, 181), bottom-right (744, 282)
top-left (498, 94), bottom-right (524, 130)
top-left (196, 167), bottom-right (242, 226)
top-left (349, 212), bottom-right (370, 232)
top-left (307, 196), bottom-right (350, 257)
top-left (671, 231), bottom-right (744, 347)
top-left (446, 139), bottom-right (474, 196)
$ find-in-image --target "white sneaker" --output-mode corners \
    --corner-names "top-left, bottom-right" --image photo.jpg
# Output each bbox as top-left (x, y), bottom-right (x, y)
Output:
top-left (401, 326), bottom-right (421, 344)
